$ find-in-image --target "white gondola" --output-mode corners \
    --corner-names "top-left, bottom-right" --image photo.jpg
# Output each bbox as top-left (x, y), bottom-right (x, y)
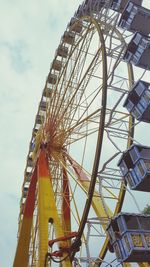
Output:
top-left (22, 186), bottom-right (29, 198)
top-left (118, 1), bottom-right (150, 35)
top-left (123, 32), bottom-right (150, 70)
top-left (39, 101), bottom-right (47, 112)
top-left (124, 80), bottom-right (150, 122)
top-left (27, 156), bottom-right (33, 168)
top-left (76, 0), bottom-right (106, 17)
top-left (109, 0), bottom-right (142, 12)
top-left (47, 73), bottom-right (57, 84)
top-left (57, 45), bottom-right (68, 58)
top-left (43, 86), bottom-right (53, 98)
top-left (118, 144), bottom-right (150, 192)
top-left (63, 31), bottom-right (75, 45)
top-left (68, 17), bottom-right (83, 33)
top-left (35, 114), bottom-right (44, 125)
top-left (51, 59), bottom-right (62, 71)
top-left (107, 213), bottom-right (150, 262)
top-left (20, 202), bottom-right (25, 214)
top-left (25, 171), bottom-right (31, 182)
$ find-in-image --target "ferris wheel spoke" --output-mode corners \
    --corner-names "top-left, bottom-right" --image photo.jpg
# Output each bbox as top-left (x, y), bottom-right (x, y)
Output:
top-left (47, 31), bottom-right (88, 118)
top-left (55, 52), bottom-right (102, 130)
top-left (64, 36), bottom-right (122, 132)
top-left (65, 107), bottom-right (101, 135)
top-left (49, 24), bottom-right (94, 119)
top-left (65, 56), bottom-right (127, 138)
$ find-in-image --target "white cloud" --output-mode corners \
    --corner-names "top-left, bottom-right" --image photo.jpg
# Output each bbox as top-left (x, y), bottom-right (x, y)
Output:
top-left (0, 1), bottom-right (81, 266)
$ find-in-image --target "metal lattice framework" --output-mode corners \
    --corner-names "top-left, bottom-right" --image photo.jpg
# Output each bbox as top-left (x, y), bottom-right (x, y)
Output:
top-left (13, 1), bottom-right (150, 267)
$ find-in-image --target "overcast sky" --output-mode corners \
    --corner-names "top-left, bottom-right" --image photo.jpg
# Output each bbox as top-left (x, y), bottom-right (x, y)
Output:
top-left (0, 1), bottom-right (81, 266)
top-left (0, 0), bottom-right (150, 267)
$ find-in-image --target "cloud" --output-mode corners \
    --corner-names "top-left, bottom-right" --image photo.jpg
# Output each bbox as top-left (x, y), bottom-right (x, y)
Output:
top-left (0, 1), bottom-right (81, 266)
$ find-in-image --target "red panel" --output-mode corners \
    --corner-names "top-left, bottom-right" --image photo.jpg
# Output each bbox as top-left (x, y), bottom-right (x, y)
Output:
top-left (66, 154), bottom-right (89, 181)
top-left (24, 166), bottom-right (37, 218)
top-left (38, 149), bottom-right (49, 177)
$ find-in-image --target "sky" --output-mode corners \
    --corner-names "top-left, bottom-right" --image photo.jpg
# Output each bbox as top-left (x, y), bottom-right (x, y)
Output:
top-left (0, 0), bottom-right (150, 267)
top-left (0, 1), bottom-right (81, 266)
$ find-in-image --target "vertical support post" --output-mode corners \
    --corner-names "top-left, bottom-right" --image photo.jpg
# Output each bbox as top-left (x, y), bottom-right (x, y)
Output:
top-left (38, 149), bottom-right (72, 267)
top-left (13, 167), bottom-right (37, 267)
top-left (38, 149), bottom-right (51, 266)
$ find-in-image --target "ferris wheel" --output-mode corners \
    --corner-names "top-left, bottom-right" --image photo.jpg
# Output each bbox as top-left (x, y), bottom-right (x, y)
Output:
top-left (13, 0), bottom-right (150, 266)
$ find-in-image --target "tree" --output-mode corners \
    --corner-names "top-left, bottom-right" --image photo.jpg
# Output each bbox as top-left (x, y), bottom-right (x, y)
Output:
top-left (142, 204), bottom-right (150, 215)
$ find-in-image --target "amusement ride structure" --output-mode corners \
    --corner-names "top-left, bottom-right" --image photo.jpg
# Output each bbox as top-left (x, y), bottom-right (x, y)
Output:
top-left (13, 0), bottom-right (150, 266)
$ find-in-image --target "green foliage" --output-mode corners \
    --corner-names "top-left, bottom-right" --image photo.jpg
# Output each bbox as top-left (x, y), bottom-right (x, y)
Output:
top-left (142, 204), bottom-right (150, 215)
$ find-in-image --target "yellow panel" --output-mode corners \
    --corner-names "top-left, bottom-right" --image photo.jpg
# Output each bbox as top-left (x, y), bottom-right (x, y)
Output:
top-left (123, 264), bottom-right (132, 267)
top-left (38, 150), bottom-right (72, 267)
top-left (81, 181), bottom-right (112, 228)
top-left (138, 264), bottom-right (150, 267)
top-left (13, 217), bottom-right (33, 267)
